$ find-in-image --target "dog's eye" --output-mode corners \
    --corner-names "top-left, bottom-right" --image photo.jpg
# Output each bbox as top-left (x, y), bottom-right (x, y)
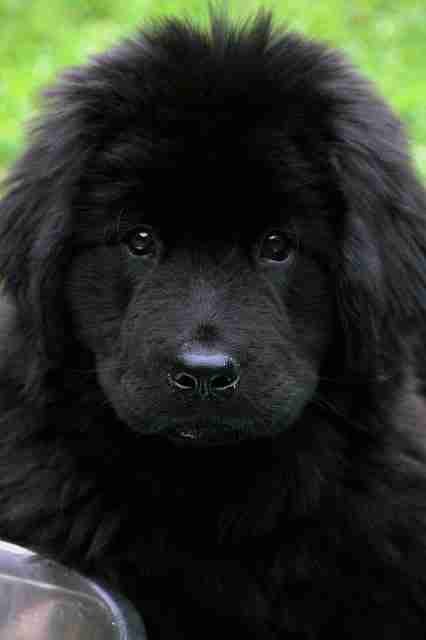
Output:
top-left (124, 227), bottom-right (157, 257)
top-left (259, 231), bottom-right (294, 263)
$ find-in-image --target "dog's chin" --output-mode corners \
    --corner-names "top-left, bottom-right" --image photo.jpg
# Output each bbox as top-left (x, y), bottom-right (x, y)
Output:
top-left (123, 414), bottom-right (271, 447)
top-left (164, 425), bottom-right (255, 448)
top-left (121, 402), bottom-right (309, 448)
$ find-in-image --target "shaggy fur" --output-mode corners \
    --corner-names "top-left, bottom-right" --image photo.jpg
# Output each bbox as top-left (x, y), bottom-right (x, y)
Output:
top-left (1, 11), bottom-right (426, 639)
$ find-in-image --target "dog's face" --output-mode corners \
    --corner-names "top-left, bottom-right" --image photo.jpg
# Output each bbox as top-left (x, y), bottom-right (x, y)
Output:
top-left (66, 160), bottom-right (334, 445)
top-left (2, 15), bottom-right (423, 451)
top-left (57, 20), bottom-right (356, 448)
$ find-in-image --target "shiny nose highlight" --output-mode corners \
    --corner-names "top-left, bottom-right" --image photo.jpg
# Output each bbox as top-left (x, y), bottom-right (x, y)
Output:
top-left (168, 350), bottom-right (240, 399)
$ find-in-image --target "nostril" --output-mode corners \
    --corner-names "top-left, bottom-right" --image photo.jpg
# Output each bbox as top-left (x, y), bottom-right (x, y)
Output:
top-left (210, 372), bottom-right (240, 391)
top-left (172, 372), bottom-right (198, 391)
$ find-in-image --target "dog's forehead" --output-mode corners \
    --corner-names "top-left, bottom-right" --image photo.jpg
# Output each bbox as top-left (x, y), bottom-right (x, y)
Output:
top-left (74, 163), bottom-right (323, 247)
top-left (74, 135), bottom-right (327, 243)
top-left (74, 185), bottom-right (280, 245)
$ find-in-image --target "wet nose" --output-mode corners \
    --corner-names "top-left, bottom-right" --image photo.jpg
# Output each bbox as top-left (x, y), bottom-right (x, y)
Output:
top-left (168, 349), bottom-right (240, 399)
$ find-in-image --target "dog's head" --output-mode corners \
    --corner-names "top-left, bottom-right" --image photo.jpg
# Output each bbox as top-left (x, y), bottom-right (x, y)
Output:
top-left (1, 13), bottom-right (425, 445)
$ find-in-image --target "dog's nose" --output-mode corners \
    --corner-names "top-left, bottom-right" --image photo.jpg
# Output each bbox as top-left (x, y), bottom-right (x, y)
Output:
top-left (168, 349), bottom-right (240, 399)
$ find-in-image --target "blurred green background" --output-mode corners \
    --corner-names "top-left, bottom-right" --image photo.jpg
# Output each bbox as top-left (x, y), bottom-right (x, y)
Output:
top-left (0, 0), bottom-right (425, 179)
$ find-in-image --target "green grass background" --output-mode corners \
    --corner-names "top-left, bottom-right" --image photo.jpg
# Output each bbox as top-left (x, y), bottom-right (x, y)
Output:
top-left (1, 0), bottom-right (425, 179)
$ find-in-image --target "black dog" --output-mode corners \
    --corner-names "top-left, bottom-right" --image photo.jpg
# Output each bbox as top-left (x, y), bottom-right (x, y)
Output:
top-left (0, 11), bottom-right (426, 639)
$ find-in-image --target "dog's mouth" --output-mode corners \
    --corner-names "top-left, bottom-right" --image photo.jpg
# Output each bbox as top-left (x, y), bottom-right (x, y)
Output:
top-left (165, 424), bottom-right (250, 447)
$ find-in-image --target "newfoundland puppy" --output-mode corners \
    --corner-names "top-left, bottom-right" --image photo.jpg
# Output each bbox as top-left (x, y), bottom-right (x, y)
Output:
top-left (0, 11), bottom-right (426, 639)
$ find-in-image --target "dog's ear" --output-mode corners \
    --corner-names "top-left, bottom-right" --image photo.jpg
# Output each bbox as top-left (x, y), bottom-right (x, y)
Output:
top-left (327, 65), bottom-right (426, 379)
top-left (0, 69), bottom-right (95, 400)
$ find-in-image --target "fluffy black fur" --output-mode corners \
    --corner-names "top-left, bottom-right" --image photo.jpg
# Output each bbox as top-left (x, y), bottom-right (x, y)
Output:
top-left (1, 11), bottom-right (426, 639)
